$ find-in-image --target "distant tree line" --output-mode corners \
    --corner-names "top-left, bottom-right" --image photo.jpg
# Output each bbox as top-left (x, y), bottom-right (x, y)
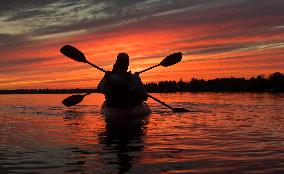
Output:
top-left (144, 72), bottom-right (284, 92)
top-left (0, 72), bottom-right (283, 94)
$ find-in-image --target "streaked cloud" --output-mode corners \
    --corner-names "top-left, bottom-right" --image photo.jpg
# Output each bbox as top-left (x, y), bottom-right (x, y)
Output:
top-left (0, 0), bottom-right (283, 89)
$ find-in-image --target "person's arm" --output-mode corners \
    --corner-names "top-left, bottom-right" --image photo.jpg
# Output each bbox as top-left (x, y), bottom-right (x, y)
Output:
top-left (97, 71), bottom-right (111, 93)
top-left (129, 73), bottom-right (148, 101)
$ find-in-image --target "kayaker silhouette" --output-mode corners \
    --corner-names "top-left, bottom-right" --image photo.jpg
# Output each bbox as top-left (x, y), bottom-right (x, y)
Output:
top-left (97, 53), bottom-right (148, 109)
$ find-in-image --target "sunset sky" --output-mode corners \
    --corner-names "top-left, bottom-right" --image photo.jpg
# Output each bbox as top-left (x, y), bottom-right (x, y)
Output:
top-left (0, 0), bottom-right (283, 89)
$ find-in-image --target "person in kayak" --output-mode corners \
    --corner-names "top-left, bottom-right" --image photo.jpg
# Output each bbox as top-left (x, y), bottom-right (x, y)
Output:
top-left (97, 53), bottom-right (148, 108)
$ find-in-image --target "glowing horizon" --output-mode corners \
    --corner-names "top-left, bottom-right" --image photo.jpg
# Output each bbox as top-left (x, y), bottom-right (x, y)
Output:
top-left (0, 0), bottom-right (283, 89)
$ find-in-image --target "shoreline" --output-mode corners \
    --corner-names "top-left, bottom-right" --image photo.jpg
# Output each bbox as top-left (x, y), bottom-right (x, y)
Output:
top-left (1, 72), bottom-right (283, 94)
top-left (0, 90), bottom-right (283, 94)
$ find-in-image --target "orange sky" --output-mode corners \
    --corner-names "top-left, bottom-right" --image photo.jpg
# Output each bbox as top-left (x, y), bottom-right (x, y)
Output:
top-left (0, 0), bottom-right (283, 89)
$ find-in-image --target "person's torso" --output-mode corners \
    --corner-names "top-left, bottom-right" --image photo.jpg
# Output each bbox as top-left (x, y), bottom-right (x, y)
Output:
top-left (105, 72), bottom-right (142, 108)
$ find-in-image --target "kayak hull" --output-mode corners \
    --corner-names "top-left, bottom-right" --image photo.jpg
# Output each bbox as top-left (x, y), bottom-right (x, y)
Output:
top-left (101, 102), bottom-right (151, 120)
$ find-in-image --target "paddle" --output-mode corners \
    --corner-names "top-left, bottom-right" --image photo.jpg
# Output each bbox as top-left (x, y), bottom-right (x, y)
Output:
top-left (62, 92), bottom-right (93, 107)
top-left (60, 45), bottom-right (189, 112)
top-left (60, 45), bottom-right (106, 73)
top-left (136, 52), bottom-right (182, 74)
top-left (147, 94), bottom-right (189, 112)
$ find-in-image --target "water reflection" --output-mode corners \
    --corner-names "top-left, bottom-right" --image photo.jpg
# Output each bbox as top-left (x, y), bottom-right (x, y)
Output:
top-left (1, 93), bottom-right (283, 173)
top-left (99, 115), bottom-right (149, 174)
top-left (63, 110), bottom-right (84, 119)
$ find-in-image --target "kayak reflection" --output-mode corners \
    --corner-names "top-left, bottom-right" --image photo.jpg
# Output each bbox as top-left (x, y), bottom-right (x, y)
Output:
top-left (98, 115), bottom-right (150, 174)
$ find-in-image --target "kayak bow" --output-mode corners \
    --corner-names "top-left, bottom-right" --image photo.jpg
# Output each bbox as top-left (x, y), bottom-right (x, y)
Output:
top-left (101, 102), bottom-right (151, 119)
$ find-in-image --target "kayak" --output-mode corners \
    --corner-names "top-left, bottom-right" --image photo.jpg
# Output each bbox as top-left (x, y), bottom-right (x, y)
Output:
top-left (101, 102), bottom-right (151, 120)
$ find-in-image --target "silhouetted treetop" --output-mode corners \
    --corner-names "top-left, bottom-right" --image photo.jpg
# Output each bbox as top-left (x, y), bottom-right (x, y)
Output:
top-left (144, 72), bottom-right (284, 92)
top-left (1, 72), bottom-right (283, 94)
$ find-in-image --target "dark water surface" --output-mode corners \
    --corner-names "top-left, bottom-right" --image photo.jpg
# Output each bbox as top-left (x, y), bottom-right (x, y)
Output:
top-left (0, 93), bottom-right (283, 174)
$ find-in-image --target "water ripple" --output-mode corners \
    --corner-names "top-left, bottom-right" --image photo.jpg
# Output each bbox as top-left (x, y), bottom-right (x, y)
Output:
top-left (0, 93), bottom-right (283, 173)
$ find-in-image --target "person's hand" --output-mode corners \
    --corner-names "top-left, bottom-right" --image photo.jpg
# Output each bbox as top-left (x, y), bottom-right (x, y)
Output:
top-left (106, 70), bottom-right (111, 74)
top-left (104, 71), bottom-right (111, 78)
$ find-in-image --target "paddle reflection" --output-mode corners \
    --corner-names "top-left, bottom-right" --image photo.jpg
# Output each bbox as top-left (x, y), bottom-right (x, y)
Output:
top-left (99, 115), bottom-right (149, 174)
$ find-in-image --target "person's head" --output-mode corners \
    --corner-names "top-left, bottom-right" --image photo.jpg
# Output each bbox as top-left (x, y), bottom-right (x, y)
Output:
top-left (112, 53), bottom-right (129, 73)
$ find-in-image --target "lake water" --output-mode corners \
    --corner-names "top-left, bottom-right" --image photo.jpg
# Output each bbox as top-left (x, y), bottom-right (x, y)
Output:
top-left (0, 93), bottom-right (283, 174)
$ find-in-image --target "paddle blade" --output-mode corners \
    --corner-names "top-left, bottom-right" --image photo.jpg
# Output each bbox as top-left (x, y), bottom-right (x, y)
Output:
top-left (160, 52), bottom-right (182, 67)
top-left (60, 45), bottom-right (87, 63)
top-left (62, 94), bottom-right (85, 107)
top-left (172, 107), bottom-right (190, 113)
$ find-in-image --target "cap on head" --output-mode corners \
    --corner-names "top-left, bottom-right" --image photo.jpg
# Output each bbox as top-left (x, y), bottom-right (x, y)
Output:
top-left (112, 52), bottom-right (129, 73)
top-left (116, 53), bottom-right (129, 67)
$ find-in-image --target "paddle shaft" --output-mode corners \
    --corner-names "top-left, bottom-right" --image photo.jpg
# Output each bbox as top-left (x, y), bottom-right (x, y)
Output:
top-left (85, 90), bottom-right (96, 96)
top-left (147, 94), bottom-right (174, 110)
top-left (137, 64), bottom-right (161, 74)
top-left (87, 59), bottom-right (158, 74)
top-left (86, 61), bottom-right (106, 73)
